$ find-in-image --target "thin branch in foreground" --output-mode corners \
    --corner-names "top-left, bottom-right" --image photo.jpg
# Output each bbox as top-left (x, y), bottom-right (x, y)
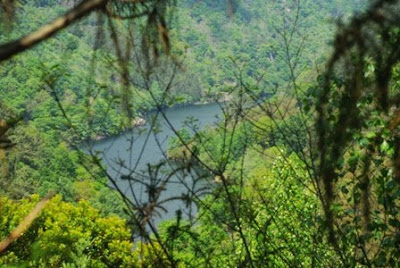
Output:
top-left (0, 194), bottom-right (53, 253)
top-left (0, 0), bottom-right (108, 62)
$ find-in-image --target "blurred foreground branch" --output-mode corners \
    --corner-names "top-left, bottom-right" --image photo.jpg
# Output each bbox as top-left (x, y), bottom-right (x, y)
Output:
top-left (0, 195), bottom-right (52, 253)
top-left (0, 0), bottom-right (107, 62)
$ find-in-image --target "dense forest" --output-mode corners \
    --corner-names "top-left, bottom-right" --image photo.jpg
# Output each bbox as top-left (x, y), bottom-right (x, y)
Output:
top-left (0, 0), bottom-right (399, 267)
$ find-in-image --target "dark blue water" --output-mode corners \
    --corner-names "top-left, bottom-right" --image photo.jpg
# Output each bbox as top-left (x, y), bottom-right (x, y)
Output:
top-left (90, 103), bottom-right (223, 225)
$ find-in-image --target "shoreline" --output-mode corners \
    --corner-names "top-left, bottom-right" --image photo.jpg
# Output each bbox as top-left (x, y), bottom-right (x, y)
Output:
top-left (90, 94), bottom-right (232, 142)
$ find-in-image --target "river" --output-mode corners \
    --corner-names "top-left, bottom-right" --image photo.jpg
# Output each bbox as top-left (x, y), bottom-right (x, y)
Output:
top-left (90, 102), bottom-right (224, 226)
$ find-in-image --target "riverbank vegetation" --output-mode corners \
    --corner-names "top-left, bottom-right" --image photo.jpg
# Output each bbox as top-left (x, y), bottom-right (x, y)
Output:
top-left (1, 0), bottom-right (400, 267)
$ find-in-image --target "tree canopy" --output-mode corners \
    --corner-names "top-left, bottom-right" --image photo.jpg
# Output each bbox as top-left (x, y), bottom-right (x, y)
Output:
top-left (0, 0), bottom-right (400, 267)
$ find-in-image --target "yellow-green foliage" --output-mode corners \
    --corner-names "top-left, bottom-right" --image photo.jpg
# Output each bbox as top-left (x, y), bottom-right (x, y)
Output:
top-left (0, 195), bottom-right (136, 267)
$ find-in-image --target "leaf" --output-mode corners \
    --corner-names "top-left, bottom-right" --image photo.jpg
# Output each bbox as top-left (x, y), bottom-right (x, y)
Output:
top-left (380, 140), bottom-right (390, 152)
top-left (366, 131), bottom-right (376, 139)
top-left (359, 138), bottom-right (369, 147)
top-left (341, 186), bottom-right (349, 194)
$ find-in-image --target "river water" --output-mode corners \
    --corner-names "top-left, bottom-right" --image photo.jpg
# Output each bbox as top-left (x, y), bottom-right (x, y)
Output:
top-left (90, 103), bottom-right (223, 225)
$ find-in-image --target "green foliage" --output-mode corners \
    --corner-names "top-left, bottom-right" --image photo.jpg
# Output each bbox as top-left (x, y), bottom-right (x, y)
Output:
top-left (0, 195), bottom-right (136, 267)
top-left (2, 0), bottom-right (397, 267)
top-left (0, 120), bottom-right (126, 216)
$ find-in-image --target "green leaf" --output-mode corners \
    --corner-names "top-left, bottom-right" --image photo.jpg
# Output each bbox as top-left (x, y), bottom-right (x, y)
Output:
top-left (341, 186), bottom-right (349, 194)
top-left (380, 140), bottom-right (390, 152)
top-left (366, 131), bottom-right (376, 139)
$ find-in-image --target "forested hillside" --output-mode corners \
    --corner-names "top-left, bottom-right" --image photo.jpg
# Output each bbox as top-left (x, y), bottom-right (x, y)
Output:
top-left (1, 0), bottom-right (399, 267)
top-left (0, 0), bottom-right (361, 207)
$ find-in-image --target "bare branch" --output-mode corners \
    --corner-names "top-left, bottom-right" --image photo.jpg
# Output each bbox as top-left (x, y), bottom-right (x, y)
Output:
top-left (0, 0), bottom-right (108, 62)
top-left (0, 195), bottom-right (52, 253)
